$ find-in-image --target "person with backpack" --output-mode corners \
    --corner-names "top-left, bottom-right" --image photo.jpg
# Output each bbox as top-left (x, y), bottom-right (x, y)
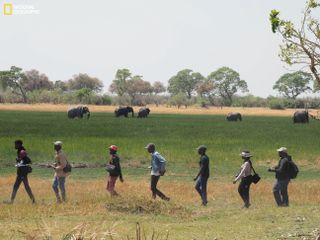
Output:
top-left (194, 145), bottom-right (210, 206)
top-left (145, 143), bottom-right (170, 201)
top-left (106, 145), bottom-right (123, 196)
top-left (51, 141), bottom-right (69, 203)
top-left (5, 140), bottom-right (36, 204)
top-left (268, 147), bottom-right (296, 207)
top-left (233, 150), bottom-right (253, 208)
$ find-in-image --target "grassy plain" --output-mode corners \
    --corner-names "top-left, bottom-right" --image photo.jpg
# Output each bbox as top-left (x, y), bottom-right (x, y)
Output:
top-left (0, 108), bottom-right (320, 239)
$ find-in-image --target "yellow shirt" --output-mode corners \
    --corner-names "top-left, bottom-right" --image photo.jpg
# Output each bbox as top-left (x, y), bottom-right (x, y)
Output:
top-left (54, 150), bottom-right (68, 177)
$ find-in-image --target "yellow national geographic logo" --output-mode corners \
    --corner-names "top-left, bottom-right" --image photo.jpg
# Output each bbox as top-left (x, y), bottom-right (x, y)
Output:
top-left (4, 3), bottom-right (13, 15)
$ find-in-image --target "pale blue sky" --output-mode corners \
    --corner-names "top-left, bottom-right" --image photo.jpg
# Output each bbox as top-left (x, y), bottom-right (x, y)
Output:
top-left (0, 0), bottom-right (313, 97)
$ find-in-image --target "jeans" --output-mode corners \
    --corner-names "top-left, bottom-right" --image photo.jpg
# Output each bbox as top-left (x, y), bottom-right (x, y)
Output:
top-left (273, 179), bottom-right (290, 206)
top-left (107, 176), bottom-right (118, 196)
top-left (195, 176), bottom-right (208, 205)
top-left (238, 177), bottom-right (252, 208)
top-left (52, 176), bottom-right (66, 202)
top-left (151, 175), bottom-right (169, 200)
top-left (11, 174), bottom-right (35, 203)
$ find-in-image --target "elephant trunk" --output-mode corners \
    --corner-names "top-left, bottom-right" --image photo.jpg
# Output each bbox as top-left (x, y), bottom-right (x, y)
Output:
top-left (132, 110), bottom-right (134, 117)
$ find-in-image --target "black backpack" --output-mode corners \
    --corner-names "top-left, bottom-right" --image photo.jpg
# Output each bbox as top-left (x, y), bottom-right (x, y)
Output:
top-left (287, 158), bottom-right (299, 179)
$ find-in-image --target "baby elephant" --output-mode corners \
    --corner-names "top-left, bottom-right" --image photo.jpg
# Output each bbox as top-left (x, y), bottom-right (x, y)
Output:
top-left (138, 107), bottom-right (150, 118)
top-left (226, 112), bottom-right (242, 121)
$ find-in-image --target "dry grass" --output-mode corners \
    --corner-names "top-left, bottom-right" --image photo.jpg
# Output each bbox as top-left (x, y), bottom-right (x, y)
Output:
top-left (0, 103), bottom-right (313, 116)
top-left (1, 176), bottom-right (320, 239)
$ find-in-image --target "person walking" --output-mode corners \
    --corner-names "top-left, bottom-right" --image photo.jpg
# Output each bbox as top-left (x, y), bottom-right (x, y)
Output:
top-left (106, 145), bottom-right (123, 196)
top-left (268, 147), bottom-right (291, 207)
top-left (194, 145), bottom-right (209, 206)
top-left (5, 140), bottom-right (35, 204)
top-left (51, 141), bottom-right (68, 203)
top-left (145, 143), bottom-right (170, 201)
top-left (233, 150), bottom-right (253, 208)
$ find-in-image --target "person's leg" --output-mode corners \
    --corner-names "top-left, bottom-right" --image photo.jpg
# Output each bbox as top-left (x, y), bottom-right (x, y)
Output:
top-left (238, 180), bottom-right (247, 206)
top-left (152, 175), bottom-right (169, 200)
top-left (195, 177), bottom-right (202, 198)
top-left (273, 180), bottom-right (282, 206)
top-left (108, 176), bottom-right (118, 196)
top-left (52, 176), bottom-right (61, 202)
top-left (280, 180), bottom-right (289, 206)
top-left (200, 177), bottom-right (208, 205)
top-left (151, 175), bottom-right (158, 199)
top-left (10, 175), bottom-right (23, 203)
top-left (243, 181), bottom-right (251, 208)
top-left (22, 175), bottom-right (36, 203)
top-left (58, 177), bottom-right (66, 202)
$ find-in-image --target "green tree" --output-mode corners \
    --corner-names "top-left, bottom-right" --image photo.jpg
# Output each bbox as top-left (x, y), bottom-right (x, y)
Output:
top-left (54, 80), bottom-right (68, 91)
top-left (75, 88), bottom-right (92, 103)
top-left (273, 71), bottom-right (312, 99)
top-left (168, 69), bottom-right (204, 99)
top-left (207, 67), bottom-right (248, 106)
top-left (152, 81), bottom-right (166, 95)
top-left (0, 66), bottom-right (28, 103)
top-left (67, 73), bottom-right (103, 92)
top-left (270, 0), bottom-right (320, 84)
top-left (126, 75), bottom-right (152, 103)
top-left (109, 69), bottom-right (131, 96)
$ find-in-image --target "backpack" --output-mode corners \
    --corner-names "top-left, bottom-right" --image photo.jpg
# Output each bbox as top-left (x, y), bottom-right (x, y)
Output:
top-left (63, 160), bottom-right (72, 173)
top-left (156, 153), bottom-right (167, 176)
top-left (287, 159), bottom-right (299, 179)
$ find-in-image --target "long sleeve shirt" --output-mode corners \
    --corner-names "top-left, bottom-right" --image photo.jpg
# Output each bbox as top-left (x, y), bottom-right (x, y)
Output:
top-left (54, 150), bottom-right (67, 177)
top-left (234, 161), bottom-right (252, 182)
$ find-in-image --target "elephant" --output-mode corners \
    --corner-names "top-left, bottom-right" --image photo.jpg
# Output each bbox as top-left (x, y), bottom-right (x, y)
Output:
top-left (137, 107), bottom-right (150, 118)
top-left (293, 111), bottom-right (309, 123)
top-left (115, 106), bottom-right (134, 117)
top-left (226, 112), bottom-right (242, 121)
top-left (67, 106), bottom-right (90, 119)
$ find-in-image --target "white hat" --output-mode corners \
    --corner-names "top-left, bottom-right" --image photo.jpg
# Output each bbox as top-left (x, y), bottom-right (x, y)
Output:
top-left (277, 147), bottom-right (287, 153)
top-left (53, 141), bottom-right (63, 146)
top-left (240, 151), bottom-right (252, 158)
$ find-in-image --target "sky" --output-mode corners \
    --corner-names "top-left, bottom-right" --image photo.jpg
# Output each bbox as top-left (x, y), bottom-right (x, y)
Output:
top-left (0, 0), bottom-right (314, 97)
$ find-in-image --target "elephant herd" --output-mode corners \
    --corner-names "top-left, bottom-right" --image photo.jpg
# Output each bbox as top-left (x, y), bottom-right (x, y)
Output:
top-left (67, 106), bottom-right (150, 119)
top-left (67, 106), bottom-right (311, 124)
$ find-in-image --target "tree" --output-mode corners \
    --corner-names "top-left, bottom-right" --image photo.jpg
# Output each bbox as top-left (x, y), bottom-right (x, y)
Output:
top-left (67, 73), bottom-right (103, 92)
top-left (152, 81), bottom-right (166, 95)
top-left (22, 69), bottom-right (53, 91)
top-left (109, 69), bottom-right (131, 96)
top-left (168, 69), bottom-right (204, 98)
top-left (207, 67), bottom-right (248, 106)
top-left (75, 88), bottom-right (92, 103)
top-left (196, 79), bottom-right (215, 107)
top-left (126, 75), bottom-right (152, 103)
top-left (54, 80), bottom-right (68, 91)
top-left (270, 0), bottom-right (320, 84)
top-left (273, 71), bottom-right (312, 99)
top-left (0, 66), bottom-right (28, 103)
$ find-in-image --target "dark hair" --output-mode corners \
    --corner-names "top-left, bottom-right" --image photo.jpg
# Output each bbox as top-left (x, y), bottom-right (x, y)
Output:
top-left (14, 140), bottom-right (23, 145)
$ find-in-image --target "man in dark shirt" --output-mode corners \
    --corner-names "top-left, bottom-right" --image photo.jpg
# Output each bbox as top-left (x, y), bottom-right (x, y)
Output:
top-left (106, 145), bottom-right (123, 196)
top-left (5, 140), bottom-right (35, 204)
top-left (194, 145), bottom-right (209, 206)
top-left (268, 147), bottom-right (291, 207)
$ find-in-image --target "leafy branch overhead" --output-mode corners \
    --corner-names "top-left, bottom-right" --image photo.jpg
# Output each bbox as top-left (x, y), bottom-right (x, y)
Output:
top-left (270, 0), bottom-right (320, 83)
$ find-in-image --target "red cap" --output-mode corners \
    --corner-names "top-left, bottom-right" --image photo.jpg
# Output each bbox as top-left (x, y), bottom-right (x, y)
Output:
top-left (109, 145), bottom-right (118, 151)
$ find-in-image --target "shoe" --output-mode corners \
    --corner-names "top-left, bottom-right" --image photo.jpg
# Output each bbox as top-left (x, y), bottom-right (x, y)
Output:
top-left (164, 197), bottom-right (170, 201)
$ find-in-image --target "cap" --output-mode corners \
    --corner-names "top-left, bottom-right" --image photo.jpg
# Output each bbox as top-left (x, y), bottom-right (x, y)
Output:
top-left (109, 145), bottom-right (118, 151)
top-left (277, 147), bottom-right (288, 153)
top-left (145, 143), bottom-right (155, 149)
top-left (197, 145), bottom-right (207, 151)
top-left (53, 141), bottom-right (63, 146)
top-left (240, 151), bottom-right (252, 158)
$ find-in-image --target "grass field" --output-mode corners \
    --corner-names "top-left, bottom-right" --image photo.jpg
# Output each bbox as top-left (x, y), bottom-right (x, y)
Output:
top-left (0, 109), bottom-right (320, 239)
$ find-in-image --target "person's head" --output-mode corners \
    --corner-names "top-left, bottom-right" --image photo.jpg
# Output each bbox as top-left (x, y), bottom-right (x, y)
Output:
top-left (109, 145), bottom-right (118, 154)
top-left (54, 141), bottom-right (63, 151)
top-left (277, 147), bottom-right (288, 158)
top-left (145, 143), bottom-right (155, 153)
top-left (240, 150), bottom-right (252, 161)
top-left (197, 145), bottom-right (207, 155)
top-left (14, 140), bottom-right (23, 149)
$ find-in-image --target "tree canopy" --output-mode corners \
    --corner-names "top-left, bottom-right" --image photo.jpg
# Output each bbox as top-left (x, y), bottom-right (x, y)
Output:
top-left (270, 0), bottom-right (320, 84)
top-left (273, 71), bottom-right (312, 99)
top-left (67, 73), bottom-right (103, 92)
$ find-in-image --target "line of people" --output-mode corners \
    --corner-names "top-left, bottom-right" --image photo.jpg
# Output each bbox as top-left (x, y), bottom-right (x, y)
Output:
top-left (3, 140), bottom-right (296, 208)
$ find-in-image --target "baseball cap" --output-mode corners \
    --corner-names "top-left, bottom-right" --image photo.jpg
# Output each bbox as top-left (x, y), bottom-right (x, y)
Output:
top-left (145, 143), bottom-right (155, 149)
top-left (197, 145), bottom-right (207, 150)
top-left (240, 150), bottom-right (252, 158)
top-left (109, 145), bottom-right (118, 151)
top-left (277, 147), bottom-right (288, 153)
top-left (53, 141), bottom-right (63, 146)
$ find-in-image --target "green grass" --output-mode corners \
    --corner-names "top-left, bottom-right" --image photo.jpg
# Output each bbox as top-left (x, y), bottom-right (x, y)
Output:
top-left (0, 110), bottom-right (320, 179)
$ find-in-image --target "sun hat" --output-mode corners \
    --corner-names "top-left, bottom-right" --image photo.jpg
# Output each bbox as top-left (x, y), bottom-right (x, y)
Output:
top-left (53, 141), bottom-right (63, 146)
top-left (277, 147), bottom-right (288, 153)
top-left (108, 145), bottom-right (118, 151)
top-left (145, 143), bottom-right (155, 149)
top-left (240, 150), bottom-right (252, 158)
top-left (197, 145), bottom-right (207, 151)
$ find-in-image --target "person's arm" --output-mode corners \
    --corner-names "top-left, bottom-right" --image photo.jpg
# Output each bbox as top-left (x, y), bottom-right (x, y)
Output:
top-left (116, 157), bottom-right (124, 182)
top-left (55, 153), bottom-right (67, 170)
top-left (194, 158), bottom-right (205, 180)
top-left (274, 159), bottom-right (287, 173)
top-left (233, 163), bottom-right (248, 183)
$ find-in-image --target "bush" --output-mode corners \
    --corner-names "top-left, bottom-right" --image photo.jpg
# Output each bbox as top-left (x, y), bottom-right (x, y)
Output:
top-left (267, 98), bottom-right (285, 110)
